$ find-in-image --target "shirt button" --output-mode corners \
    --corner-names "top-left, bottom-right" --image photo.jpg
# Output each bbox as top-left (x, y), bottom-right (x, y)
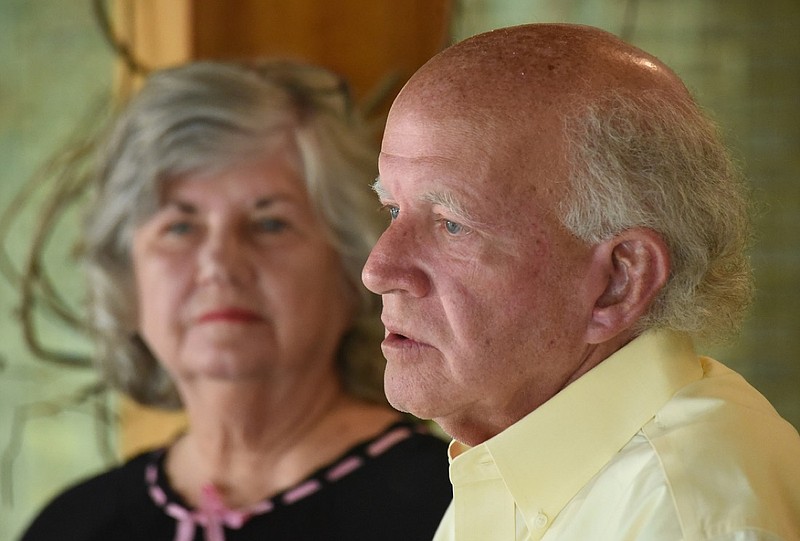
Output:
top-left (533, 512), bottom-right (548, 529)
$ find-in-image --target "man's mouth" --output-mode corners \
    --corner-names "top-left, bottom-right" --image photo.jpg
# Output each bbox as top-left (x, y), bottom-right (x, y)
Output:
top-left (383, 331), bottom-right (426, 349)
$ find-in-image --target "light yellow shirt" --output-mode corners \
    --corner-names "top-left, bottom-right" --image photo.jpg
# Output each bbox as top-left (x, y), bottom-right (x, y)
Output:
top-left (433, 330), bottom-right (800, 541)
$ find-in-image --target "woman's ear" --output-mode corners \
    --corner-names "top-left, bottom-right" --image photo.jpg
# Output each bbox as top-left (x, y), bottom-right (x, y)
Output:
top-left (585, 228), bottom-right (670, 344)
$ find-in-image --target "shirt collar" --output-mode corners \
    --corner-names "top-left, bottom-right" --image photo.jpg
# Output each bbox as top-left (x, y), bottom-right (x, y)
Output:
top-left (448, 329), bottom-right (703, 534)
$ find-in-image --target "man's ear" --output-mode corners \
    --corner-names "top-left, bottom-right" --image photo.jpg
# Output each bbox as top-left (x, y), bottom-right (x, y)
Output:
top-left (585, 228), bottom-right (670, 344)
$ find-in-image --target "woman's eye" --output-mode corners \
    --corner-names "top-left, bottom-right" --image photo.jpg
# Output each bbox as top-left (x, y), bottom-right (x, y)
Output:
top-left (254, 218), bottom-right (288, 233)
top-left (166, 221), bottom-right (193, 235)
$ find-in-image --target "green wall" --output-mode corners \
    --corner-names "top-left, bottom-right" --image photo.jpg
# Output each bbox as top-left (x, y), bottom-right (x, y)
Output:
top-left (0, 1), bottom-right (114, 538)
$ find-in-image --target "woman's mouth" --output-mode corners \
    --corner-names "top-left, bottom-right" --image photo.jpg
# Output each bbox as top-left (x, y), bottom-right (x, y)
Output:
top-left (197, 308), bottom-right (262, 323)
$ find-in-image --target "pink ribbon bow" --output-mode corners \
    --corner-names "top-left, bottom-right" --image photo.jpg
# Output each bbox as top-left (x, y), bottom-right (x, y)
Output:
top-left (165, 484), bottom-right (253, 541)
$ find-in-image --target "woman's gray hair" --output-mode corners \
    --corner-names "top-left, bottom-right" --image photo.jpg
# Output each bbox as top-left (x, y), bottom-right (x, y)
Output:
top-left (83, 60), bottom-right (386, 408)
top-left (560, 90), bottom-right (754, 343)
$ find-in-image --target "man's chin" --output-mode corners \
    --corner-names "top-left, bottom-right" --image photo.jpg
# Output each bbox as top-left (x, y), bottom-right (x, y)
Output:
top-left (384, 385), bottom-right (435, 420)
top-left (384, 388), bottom-right (419, 416)
top-left (383, 363), bottom-right (451, 420)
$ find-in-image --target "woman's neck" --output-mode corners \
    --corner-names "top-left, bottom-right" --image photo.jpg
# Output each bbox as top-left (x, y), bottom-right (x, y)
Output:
top-left (165, 380), bottom-right (399, 508)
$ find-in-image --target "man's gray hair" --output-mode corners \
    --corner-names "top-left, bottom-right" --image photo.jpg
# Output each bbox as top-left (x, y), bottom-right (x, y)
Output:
top-left (560, 90), bottom-right (754, 342)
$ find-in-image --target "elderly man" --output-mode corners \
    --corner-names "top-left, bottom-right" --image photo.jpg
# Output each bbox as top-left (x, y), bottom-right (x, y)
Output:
top-left (362, 23), bottom-right (800, 540)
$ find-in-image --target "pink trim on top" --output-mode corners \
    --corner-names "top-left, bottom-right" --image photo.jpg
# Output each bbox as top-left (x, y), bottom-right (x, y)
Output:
top-left (282, 479), bottom-right (322, 504)
top-left (325, 455), bottom-right (364, 481)
top-left (367, 426), bottom-right (413, 456)
top-left (145, 421), bottom-right (418, 541)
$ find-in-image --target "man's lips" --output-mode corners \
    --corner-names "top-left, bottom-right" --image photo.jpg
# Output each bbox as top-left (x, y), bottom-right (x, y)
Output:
top-left (383, 332), bottom-right (411, 346)
top-left (382, 326), bottom-right (431, 349)
top-left (197, 308), bottom-right (263, 323)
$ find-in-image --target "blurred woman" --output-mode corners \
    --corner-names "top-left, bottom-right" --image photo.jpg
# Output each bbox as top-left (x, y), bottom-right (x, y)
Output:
top-left (21, 60), bottom-right (451, 541)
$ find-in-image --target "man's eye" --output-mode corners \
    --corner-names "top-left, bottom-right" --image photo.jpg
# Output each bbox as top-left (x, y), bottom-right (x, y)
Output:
top-left (254, 218), bottom-right (288, 233)
top-left (384, 206), bottom-right (399, 220)
top-left (444, 220), bottom-right (464, 235)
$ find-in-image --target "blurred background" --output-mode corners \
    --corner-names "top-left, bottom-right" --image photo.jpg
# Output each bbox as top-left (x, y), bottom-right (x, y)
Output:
top-left (1, 1), bottom-right (797, 538)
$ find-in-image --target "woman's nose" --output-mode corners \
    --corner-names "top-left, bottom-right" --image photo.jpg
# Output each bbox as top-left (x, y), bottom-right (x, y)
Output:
top-left (196, 225), bottom-right (250, 286)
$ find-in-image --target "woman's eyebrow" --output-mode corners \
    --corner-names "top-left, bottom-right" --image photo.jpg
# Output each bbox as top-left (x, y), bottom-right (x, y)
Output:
top-left (254, 197), bottom-right (278, 209)
top-left (253, 194), bottom-right (297, 209)
top-left (162, 199), bottom-right (197, 214)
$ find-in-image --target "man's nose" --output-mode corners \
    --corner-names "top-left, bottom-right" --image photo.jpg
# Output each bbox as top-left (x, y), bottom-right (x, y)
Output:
top-left (361, 223), bottom-right (430, 298)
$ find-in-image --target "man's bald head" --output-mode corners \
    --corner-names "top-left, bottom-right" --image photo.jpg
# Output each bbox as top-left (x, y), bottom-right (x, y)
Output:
top-left (391, 24), bottom-right (692, 132)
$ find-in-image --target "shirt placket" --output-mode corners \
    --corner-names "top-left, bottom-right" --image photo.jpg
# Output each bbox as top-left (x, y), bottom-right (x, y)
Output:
top-left (452, 448), bottom-right (517, 540)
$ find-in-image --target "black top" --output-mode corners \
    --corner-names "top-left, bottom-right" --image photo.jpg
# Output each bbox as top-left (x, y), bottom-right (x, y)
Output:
top-left (21, 420), bottom-right (452, 541)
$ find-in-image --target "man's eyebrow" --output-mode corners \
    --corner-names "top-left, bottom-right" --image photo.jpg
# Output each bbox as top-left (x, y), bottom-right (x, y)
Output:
top-left (371, 177), bottom-right (390, 200)
top-left (372, 177), bottom-right (484, 227)
top-left (424, 190), bottom-right (479, 226)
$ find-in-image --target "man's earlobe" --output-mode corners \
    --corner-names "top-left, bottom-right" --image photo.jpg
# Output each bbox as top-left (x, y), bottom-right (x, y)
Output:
top-left (585, 228), bottom-right (670, 343)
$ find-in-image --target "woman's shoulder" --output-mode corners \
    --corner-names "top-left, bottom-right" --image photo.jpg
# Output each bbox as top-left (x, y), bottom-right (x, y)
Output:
top-left (18, 451), bottom-right (157, 541)
top-left (312, 419), bottom-right (452, 540)
top-left (358, 418), bottom-right (450, 481)
top-left (371, 418), bottom-right (450, 460)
